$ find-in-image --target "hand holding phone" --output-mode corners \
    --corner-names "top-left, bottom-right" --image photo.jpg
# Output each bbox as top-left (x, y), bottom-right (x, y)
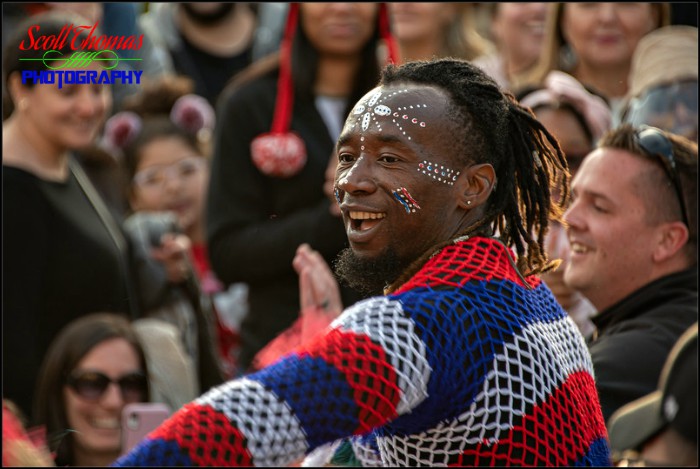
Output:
top-left (120, 402), bottom-right (170, 455)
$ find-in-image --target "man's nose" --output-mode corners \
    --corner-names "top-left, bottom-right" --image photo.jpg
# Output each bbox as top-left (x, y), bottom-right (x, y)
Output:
top-left (336, 156), bottom-right (377, 194)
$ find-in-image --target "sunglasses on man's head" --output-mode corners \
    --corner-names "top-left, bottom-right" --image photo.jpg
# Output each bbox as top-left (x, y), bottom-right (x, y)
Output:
top-left (635, 126), bottom-right (690, 228)
top-left (65, 370), bottom-right (147, 403)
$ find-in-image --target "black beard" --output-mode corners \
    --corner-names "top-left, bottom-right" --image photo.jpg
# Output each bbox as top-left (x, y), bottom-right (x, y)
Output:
top-left (181, 3), bottom-right (236, 26)
top-left (333, 247), bottom-right (410, 296)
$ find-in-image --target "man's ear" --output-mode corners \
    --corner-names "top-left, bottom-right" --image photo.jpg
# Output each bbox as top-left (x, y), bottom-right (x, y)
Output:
top-left (652, 221), bottom-right (690, 263)
top-left (456, 163), bottom-right (495, 210)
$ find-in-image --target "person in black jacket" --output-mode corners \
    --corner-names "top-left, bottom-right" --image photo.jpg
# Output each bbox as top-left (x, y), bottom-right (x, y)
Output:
top-left (206, 3), bottom-right (397, 372)
top-left (563, 124), bottom-right (698, 423)
top-left (2, 12), bottom-right (193, 422)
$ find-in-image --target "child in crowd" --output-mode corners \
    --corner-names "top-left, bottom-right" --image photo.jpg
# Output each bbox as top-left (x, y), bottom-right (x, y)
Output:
top-left (103, 76), bottom-right (245, 380)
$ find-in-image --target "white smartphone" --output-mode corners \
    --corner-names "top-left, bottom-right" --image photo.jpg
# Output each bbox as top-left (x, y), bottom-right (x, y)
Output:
top-left (120, 402), bottom-right (171, 455)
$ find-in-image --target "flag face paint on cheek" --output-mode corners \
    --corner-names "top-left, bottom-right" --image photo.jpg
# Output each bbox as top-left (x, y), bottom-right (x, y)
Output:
top-left (392, 187), bottom-right (421, 214)
top-left (334, 188), bottom-right (342, 206)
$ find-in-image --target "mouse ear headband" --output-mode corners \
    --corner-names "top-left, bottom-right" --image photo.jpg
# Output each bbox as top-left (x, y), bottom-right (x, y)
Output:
top-left (250, 3), bottom-right (398, 178)
top-left (100, 111), bottom-right (142, 157)
top-left (101, 94), bottom-right (216, 157)
top-left (170, 93), bottom-right (216, 143)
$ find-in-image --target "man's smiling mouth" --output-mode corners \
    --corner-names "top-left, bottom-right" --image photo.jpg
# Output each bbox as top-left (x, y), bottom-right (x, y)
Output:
top-left (349, 210), bottom-right (386, 231)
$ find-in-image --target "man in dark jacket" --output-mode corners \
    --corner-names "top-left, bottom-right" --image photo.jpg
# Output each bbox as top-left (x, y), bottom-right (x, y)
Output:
top-left (563, 124), bottom-right (698, 423)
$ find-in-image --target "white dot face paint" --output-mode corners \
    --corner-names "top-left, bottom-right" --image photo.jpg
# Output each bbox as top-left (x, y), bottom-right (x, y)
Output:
top-left (340, 87), bottom-right (455, 193)
top-left (349, 89), bottom-right (428, 141)
top-left (338, 155), bottom-right (364, 186)
top-left (417, 160), bottom-right (460, 186)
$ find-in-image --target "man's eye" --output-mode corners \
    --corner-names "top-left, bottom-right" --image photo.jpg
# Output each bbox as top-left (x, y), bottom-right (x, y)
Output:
top-left (338, 153), bottom-right (355, 163)
top-left (379, 155), bottom-right (400, 163)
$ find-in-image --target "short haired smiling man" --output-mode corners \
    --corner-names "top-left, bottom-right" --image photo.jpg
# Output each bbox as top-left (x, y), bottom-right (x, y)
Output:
top-left (564, 124), bottom-right (698, 423)
top-left (115, 59), bottom-right (610, 467)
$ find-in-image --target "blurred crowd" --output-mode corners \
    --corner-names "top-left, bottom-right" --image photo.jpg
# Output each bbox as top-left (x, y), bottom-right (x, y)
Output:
top-left (2, 3), bottom-right (697, 467)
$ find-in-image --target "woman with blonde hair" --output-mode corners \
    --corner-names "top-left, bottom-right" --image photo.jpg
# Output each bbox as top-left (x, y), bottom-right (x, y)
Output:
top-left (473, 3), bottom-right (548, 92)
top-left (522, 3), bottom-right (669, 116)
top-left (388, 2), bottom-right (493, 64)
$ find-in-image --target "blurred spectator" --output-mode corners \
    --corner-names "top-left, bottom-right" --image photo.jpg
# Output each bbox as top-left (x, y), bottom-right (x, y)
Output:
top-left (1, 3), bottom-right (170, 211)
top-left (517, 70), bottom-right (612, 340)
top-left (608, 322), bottom-right (697, 466)
top-left (620, 25), bottom-right (698, 143)
top-left (473, 3), bottom-right (548, 92)
top-left (2, 12), bottom-right (191, 420)
top-left (207, 3), bottom-right (397, 372)
top-left (1, 3), bottom-right (170, 113)
top-left (33, 313), bottom-right (150, 466)
top-left (563, 124), bottom-right (697, 422)
top-left (524, 3), bottom-right (670, 119)
top-left (99, 2), bottom-right (171, 111)
top-left (3, 12), bottom-right (135, 419)
top-left (139, 3), bottom-right (284, 107)
top-left (388, 2), bottom-right (493, 64)
top-left (110, 75), bottom-right (241, 380)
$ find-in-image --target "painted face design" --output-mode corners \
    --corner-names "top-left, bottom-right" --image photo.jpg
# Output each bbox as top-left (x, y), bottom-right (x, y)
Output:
top-left (338, 155), bottom-right (364, 186)
top-left (334, 187), bottom-right (342, 206)
top-left (350, 88), bottom-right (462, 187)
top-left (351, 89), bottom-right (428, 145)
top-left (392, 187), bottom-right (421, 213)
top-left (417, 160), bottom-right (460, 186)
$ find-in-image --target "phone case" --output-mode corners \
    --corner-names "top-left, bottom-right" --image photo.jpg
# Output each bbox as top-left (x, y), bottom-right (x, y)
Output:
top-left (120, 402), bottom-right (171, 455)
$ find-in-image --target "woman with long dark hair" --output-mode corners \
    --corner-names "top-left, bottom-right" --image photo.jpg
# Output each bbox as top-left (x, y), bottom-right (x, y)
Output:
top-left (34, 313), bottom-right (150, 466)
top-left (206, 3), bottom-right (397, 372)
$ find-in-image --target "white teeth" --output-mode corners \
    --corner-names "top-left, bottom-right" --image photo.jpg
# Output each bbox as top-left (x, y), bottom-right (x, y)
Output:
top-left (349, 211), bottom-right (386, 220)
top-left (571, 243), bottom-right (589, 254)
top-left (92, 417), bottom-right (120, 429)
top-left (525, 21), bottom-right (544, 33)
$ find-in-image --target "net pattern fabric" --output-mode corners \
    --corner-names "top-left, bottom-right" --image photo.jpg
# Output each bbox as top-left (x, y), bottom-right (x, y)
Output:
top-left (114, 237), bottom-right (610, 467)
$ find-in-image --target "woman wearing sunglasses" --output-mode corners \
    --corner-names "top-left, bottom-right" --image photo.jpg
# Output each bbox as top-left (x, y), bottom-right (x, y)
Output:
top-left (33, 313), bottom-right (150, 467)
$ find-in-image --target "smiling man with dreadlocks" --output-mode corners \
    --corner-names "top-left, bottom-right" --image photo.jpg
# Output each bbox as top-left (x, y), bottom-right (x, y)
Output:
top-left (115, 59), bottom-right (610, 467)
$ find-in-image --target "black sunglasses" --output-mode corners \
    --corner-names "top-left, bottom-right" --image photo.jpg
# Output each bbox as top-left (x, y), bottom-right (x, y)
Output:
top-left (635, 126), bottom-right (690, 228)
top-left (66, 370), bottom-right (147, 403)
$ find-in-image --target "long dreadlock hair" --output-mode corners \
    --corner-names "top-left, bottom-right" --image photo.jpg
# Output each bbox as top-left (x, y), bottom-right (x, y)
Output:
top-left (382, 59), bottom-right (570, 281)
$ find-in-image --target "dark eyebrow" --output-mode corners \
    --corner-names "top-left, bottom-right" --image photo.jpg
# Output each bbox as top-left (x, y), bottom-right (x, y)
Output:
top-left (337, 133), bottom-right (353, 148)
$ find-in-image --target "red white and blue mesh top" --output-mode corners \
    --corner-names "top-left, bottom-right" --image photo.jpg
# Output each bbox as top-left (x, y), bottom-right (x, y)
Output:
top-left (114, 236), bottom-right (611, 466)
